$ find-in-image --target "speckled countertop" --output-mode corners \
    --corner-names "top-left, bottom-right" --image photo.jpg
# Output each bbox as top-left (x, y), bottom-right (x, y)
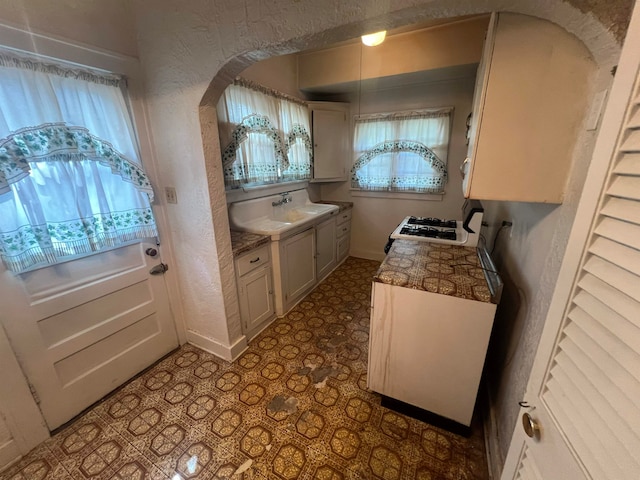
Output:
top-left (316, 200), bottom-right (353, 212)
top-left (374, 239), bottom-right (492, 303)
top-left (230, 230), bottom-right (270, 257)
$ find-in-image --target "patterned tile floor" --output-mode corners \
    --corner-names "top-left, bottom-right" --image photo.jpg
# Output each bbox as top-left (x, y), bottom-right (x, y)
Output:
top-left (1, 257), bottom-right (489, 480)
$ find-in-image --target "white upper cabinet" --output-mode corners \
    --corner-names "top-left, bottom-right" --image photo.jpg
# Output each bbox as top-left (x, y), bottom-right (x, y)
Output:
top-left (309, 102), bottom-right (350, 182)
top-left (463, 13), bottom-right (595, 203)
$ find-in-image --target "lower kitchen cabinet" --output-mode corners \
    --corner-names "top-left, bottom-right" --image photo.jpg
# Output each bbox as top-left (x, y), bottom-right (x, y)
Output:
top-left (316, 215), bottom-right (337, 282)
top-left (280, 228), bottom-right (316, 311)
top-left (235, 244), bottom-right (275, 338)
top-left (335, 207), bottom-right (351, 263)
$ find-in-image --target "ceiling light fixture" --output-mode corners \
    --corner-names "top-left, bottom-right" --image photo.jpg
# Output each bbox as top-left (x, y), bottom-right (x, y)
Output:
top-left (361, 30), bottom-right (386, 47)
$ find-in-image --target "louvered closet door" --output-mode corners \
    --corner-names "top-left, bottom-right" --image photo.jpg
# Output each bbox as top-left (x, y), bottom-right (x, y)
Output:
top-left (502, 6), bottom-right (640, 479)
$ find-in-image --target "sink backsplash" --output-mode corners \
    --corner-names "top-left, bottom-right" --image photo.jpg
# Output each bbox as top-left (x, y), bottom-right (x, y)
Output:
top-left (228, 187), bottom-right (311, 226)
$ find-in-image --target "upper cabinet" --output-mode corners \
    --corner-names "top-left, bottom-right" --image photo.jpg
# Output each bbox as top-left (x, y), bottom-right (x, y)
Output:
top-left (463, 13), bottom-right (595, 203)
top-left (309, 102), bottom-right (350, 182)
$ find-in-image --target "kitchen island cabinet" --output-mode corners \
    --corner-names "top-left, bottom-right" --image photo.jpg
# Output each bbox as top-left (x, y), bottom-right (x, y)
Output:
top-left (463, 13), bottom-right (594, 203)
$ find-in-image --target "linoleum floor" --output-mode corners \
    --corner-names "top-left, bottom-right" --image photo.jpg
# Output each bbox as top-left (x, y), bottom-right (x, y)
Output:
top-left (1, 257), bottom-right (489, 480)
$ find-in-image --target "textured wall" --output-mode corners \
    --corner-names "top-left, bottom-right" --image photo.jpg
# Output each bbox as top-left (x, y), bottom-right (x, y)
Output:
top-left (568, 0), bottom-right (634, 42)
top-left (130, 0), bottom-right (625, 468)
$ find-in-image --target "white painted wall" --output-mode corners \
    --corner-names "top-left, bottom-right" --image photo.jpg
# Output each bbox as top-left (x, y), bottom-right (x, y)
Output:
top-left (240, 54), bottom-right (299, 97)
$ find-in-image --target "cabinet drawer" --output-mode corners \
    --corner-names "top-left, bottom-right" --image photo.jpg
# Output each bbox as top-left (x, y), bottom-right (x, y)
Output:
top-left (336, 221), bottom-right (351, 238)
top-left (236, 244), bottom-right (270, 276)
top-left (336, 209), bottom-right (352, 226)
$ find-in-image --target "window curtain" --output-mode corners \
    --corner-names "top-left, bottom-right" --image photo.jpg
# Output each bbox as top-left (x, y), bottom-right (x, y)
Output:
top-left (0, 53), bottom-right (157, 273)
top-left (351, 108), bottom-right (452, 193)
top-left (216, 78), bottom-right (312, 187)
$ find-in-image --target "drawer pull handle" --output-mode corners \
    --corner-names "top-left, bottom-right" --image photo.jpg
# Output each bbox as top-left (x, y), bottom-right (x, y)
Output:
top-left (249, 257), bottom-right (260, 263)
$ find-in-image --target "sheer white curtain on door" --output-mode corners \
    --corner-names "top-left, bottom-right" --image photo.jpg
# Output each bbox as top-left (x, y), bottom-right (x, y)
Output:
top-left (0, 54), bottom-right (157, 273)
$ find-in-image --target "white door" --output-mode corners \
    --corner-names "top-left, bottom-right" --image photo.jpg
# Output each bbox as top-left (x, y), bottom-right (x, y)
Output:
top-left (501, 6), bottom-right (640, 479)
top-left (0, 240), bottom-right (178, 430)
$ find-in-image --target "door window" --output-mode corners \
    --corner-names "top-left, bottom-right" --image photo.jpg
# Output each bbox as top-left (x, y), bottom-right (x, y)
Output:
top-left (0, 53), bottom-right (157, 273)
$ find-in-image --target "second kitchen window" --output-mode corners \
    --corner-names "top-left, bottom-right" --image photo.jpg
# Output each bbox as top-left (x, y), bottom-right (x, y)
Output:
top-left (350, 108), bottom-right (452, 194)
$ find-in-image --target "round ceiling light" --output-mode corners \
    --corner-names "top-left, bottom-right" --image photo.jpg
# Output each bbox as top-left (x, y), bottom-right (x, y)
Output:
top-left (361, 30), bottom-right (386, 47)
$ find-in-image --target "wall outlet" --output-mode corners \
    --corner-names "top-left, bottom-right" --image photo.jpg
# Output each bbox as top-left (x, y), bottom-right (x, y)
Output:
top-left (165, 186), bottom-right (178, 204)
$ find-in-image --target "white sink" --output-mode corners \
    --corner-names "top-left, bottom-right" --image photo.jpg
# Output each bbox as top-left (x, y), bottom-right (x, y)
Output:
top-left (228, 189), bottom-right (338, 239)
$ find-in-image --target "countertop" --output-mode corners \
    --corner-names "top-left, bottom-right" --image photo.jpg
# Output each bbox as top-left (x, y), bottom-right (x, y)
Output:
top-left (230, 230), bottom-right (270, 257)
top-left (373, 239), bottom-right (492, 303)
top-left (316, 200), bottom-right (353, 213)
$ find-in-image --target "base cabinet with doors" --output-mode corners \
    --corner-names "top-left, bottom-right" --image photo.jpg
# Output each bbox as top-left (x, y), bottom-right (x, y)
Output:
top-left (315, 215), bottom-right (337, 282)
top-left (462, 13), bottom-right (594, 203)
top-left (234, 243), bottom-right (275, 339)
top-left (308, 102), bottom-right (350, 182)
top-left (277, 227), bottom-right (316, 315)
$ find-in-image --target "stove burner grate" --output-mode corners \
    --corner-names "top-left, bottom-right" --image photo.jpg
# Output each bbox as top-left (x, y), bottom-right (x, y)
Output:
top-left (399, 225), bottom-right (457, 241)
top-left (407, 216), bottom-right (457, 229)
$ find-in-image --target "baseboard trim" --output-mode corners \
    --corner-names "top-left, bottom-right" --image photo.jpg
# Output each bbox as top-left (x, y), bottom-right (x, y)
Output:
top-left (186, 331), bottom-right (248, 362)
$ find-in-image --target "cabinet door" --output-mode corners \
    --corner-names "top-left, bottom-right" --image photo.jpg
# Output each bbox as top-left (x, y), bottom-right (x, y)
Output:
top-left (238, 265), bottom-right (274, 333)
top-left (312, 108), bottom-right (348, 180)
top-left (463, 12), bottom-right (497, 198)
top-left (316, 216), bottom-right (336, 281)
top-left (465, 13), bottom-right (593, 203)
top-left (337, 233), bottom-right (350, 263)
top-left (282, 228), bottom-right (316, 307)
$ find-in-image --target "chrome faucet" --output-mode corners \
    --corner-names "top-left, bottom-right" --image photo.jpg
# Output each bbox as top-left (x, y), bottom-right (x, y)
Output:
top-left (272, 192), bottom-right (292, 207)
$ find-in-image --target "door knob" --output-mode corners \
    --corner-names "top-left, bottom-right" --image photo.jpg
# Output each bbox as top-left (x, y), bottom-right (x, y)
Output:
top-left (149, 263), bottom-right (168, 275)
top-left (145, 248), bottom-right (158, 257)
top-left (522, 412), bottom-right (540, 439)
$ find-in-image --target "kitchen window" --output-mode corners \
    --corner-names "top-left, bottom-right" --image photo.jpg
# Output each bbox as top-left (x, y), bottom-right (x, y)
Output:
top-left (216, 78), bottom-right (312, 189)
top-left (0, 53), bottom-right (157, 273)
top-left (350, 108), bottom-right (452, 194)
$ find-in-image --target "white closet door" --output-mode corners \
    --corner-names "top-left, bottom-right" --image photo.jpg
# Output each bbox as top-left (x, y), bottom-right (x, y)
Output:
top-left (502, 5), bottom-right (640, 479)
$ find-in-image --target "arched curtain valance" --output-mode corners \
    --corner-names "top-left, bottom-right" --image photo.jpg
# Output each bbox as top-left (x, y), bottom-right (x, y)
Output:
top-left (0, 123), bottom-right (154, 199)
top-left (351, 140), bottom-right (448, 193)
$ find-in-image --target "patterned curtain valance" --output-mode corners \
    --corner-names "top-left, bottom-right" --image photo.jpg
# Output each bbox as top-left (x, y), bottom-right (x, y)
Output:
top-left (0, 123), bottom-right (154, 200)
top-left (233, 77), bottom-right (308, 107)
top-left (351, 140), bottom-right (448, 194)
top-left (351, 140), bottom-right (447, 175)
top-left (286, 124), bottom-right (313, 155)
top-left (222, 114), bottom-right (287, 171)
